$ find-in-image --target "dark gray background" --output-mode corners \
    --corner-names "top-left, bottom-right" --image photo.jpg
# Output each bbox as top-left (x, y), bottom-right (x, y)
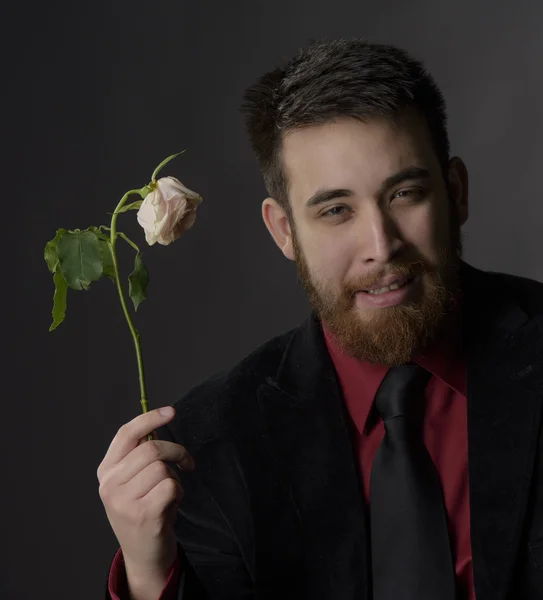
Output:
top-left (4, 1), bottom-right (543, 598)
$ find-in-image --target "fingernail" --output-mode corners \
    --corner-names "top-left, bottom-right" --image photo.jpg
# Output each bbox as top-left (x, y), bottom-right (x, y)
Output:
top-left (179, 455), bottom-right (195, 470)
top-left (159, 406), bottom-right (174, 417)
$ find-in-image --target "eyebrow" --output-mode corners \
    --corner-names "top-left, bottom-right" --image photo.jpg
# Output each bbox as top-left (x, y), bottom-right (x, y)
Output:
top-left (305, 166), bottom-right (432, 208)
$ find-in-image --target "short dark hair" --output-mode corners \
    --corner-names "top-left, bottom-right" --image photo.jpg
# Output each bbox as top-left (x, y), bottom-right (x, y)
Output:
top-left (240, 37), bottom-right (450, 219)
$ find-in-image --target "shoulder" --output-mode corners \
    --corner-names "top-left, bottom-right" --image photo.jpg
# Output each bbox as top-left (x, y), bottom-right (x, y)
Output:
top-left (485, 268), bottom-right (543, 317)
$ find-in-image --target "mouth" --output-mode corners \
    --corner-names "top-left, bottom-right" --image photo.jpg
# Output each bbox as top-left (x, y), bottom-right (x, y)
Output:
top-left (361, 275), bottom-right (415, 295)
top-left (354, 275), bottom-right (420, 308)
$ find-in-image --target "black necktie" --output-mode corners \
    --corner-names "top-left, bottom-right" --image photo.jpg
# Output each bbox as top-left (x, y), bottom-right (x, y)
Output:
top-left (369, 363), bottom-right (456, 600)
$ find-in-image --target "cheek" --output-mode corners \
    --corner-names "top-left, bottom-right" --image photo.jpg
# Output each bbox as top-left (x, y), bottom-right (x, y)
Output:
top-left (403, 204), bottom-right (445, 258)
top-left (303, 233), bottom-right (353, 283)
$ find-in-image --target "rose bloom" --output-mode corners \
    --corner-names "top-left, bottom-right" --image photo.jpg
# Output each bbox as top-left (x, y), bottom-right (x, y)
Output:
top-left (137, 176), bottom-right (203, 246)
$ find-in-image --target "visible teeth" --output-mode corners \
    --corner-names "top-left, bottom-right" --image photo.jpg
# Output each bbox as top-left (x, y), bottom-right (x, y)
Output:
top-left (367, 278), bottom-right (411, 295)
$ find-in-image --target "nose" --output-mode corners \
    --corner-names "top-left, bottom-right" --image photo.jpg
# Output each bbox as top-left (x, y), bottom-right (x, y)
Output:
top-left (355, 204), bottom-right (404, 265)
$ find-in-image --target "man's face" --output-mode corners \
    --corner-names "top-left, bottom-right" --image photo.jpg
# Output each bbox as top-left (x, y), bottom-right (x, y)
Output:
top-left (263, 111), bottom-right (468, 366)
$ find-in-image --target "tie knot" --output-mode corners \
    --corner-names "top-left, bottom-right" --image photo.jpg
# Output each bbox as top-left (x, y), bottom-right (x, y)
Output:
top-left (374, 363), bottom-right (431, 422)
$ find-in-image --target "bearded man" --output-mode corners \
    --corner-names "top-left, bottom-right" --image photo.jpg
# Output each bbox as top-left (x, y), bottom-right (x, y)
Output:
top-left (99, 38), bottom-right (543, 600)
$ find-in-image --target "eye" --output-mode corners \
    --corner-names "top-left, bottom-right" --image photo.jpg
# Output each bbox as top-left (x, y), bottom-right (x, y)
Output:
top-left (393, 188), bottom-right (425, 201)
top-left (322, 205), bottom-right (350, 218)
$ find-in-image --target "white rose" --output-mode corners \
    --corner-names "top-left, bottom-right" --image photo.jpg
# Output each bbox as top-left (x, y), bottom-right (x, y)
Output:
top-left (136, 176), bottom-right (203, 246)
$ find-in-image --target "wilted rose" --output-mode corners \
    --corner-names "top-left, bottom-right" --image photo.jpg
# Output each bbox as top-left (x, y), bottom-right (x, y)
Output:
top-left (136, 176), bottom-right (203, 246)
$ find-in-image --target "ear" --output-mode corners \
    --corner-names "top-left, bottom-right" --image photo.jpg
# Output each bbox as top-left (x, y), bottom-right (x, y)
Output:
top-left (261, 197), bottom-right (295, 260)
top-left (447, 157), bottom-right (469, 226)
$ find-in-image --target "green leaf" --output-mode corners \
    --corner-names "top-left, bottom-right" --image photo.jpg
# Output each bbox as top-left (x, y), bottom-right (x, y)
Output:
top-left (128, 253), bottom-right (149, 311)
top-left (151, 150), bottom-right (186, 182)
top-left (115, 200), bottom-right (143, 214)
top-left (100, 240), bottom-right (116, 281)
top-left (88, 226), bottom-right (110, 243)
top-left (44, 228), bottom-right (67, 273)
top-left (57, 230), bottom-right (103, 291)
top-left (87, 227), bottom-right (115, 282)
top-left (49, 269), bottom-right (68, 331)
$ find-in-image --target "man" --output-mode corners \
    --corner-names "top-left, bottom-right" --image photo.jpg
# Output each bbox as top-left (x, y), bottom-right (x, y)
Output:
top-left (98, 38), bottom-right (543, 600)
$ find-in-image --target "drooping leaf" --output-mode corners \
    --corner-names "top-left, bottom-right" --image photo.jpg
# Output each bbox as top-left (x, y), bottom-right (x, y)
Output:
top-left (57, 230), bottom-right (103, 291)
top-left (88, 226), bottom-right (110, 243)
top-left (115, 200), bottom-right (143, 214)
top-left (151, 150), bottom-right (186, 182)
top-left (44, 228), bottom-right (67, 273)
top-left (100, 240), bottom-right (116, 281)
top-left (49, 269), bottom-right (68, 331)
top-left (128, 253), bottom-right (149, 311)
top-left (87, 227), bottom-right (115, 282)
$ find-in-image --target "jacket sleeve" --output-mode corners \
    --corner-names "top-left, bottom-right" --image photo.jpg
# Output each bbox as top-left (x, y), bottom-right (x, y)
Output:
top-left (103, 434), bottom-right (255, 600)
top-left (103, 483), bottom-right (254, 600)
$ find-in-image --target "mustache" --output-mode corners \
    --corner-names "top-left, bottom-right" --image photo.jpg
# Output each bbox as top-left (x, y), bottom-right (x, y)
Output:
top-left (343, 262), bottom-right (427, 296)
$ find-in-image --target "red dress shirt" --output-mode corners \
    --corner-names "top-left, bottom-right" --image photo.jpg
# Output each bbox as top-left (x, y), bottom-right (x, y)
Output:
top-left (109, 290), bottom-right (473, 599)
top-left (108, 546), bottom-right (180, 600)
top-left (322, 288), bottom-right (474, 600)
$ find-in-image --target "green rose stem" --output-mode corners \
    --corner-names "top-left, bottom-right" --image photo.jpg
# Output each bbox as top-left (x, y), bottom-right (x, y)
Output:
top-left (110, 188), bottom-right (156, 442)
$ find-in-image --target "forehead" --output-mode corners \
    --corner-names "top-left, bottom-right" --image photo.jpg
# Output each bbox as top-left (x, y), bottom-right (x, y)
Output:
top-left (281, 111), bottom-right (440, 205)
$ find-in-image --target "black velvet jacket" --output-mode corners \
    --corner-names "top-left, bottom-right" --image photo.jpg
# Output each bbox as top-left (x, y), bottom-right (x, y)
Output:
top-left (106, 260), bottom-right (543, 599)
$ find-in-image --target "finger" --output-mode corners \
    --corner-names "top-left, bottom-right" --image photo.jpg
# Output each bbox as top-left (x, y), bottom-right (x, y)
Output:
top-left (138, 429), bottom-right (157, 446)
top-left (141, 475), bottom-right (185, 514)
top-left (124, 461), bottom-right (183, 500)
top-left (114, 440), bottom-right (194, 486)
top-left (100, 407), bottom-right (176, 473)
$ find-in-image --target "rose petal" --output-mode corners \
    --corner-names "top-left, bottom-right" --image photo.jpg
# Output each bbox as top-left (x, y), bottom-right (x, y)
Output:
top-left (169, 212), bottom-right (193, 241)
top-left (144, 229), bottom-right (158, 245)
top-left (158, 176), bottom-right (203, 207)
top-left (137, 177), bottom-right (202, 246)
top-left (156, 177), bottom-right (183, 203)
top-left (136, 191), bottom-right (159, 230)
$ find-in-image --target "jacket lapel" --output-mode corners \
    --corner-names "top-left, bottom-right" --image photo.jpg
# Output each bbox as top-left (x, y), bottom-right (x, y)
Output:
top-left (461, 262), bottom-right (543, 600)
top-left (256, 261), bottom-right (543, 600)
top-left (256, 313), bottom-right (370, 599)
